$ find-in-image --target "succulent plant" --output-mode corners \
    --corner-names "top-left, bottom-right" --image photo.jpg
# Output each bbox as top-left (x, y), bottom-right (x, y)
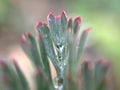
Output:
top-left (0, 11), bottom-right (113, 90)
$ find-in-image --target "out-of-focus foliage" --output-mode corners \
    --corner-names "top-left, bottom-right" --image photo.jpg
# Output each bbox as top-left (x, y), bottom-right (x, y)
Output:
top-left (67, 0), bottom-right (120, 14)
top-left (67, 0), bottom-right (120, 88)
top-left (0, 0), bottom-right (26, 34)
top-left (0, 0), bottom-right (12, 25)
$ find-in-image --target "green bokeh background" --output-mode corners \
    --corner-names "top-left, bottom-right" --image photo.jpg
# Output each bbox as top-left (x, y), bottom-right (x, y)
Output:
top-left (67, 0), bottom-right (120, 87)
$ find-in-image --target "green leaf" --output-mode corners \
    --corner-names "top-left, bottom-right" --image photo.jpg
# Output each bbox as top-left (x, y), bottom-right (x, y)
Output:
top-left (36, 22), bottom-right (61, 76)
top-left (61, 11), bottom-right (68, 43)
top-left (20, 33), bottom-right (44, 68)
top-left (81, 61), bottom-right (92, 90)
top-left (37, 35), bottom-right (54, 89)
top-left (0, 59), bottom-right (22, 90)
top-left (13, 61), bottom-right (30, 90)
top-left (34, 67), bottom-right (50, 90)
top-left (68, 18), bottom-right (73, 32)
top-left (48, 12), bottom-right (59, 45)
top-left (77, 28), bottom-right (91, 61)
top-left (73, 16), bottom-right (81, 34)
top-left (94, 60), bottom-right (109, 90)
top-left (63, 73), bottom-right (77, 90)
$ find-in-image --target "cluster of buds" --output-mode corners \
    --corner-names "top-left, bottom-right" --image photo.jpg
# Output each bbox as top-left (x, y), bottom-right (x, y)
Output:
top-left (0, 11), bottom-right (114, 90)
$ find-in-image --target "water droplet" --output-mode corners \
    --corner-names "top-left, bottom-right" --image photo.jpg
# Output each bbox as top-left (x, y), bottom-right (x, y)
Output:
top-left (54, 77), bottom-right (63, 90)
top-left (63, 61), bottom-right (67, 66)
top-left (56, 43), bottom-right (62, 49)
top-left (60, 46), bottom-right (64, 52)
top-left (60, 65), bottom-right (64, 72)
top-left (58, 56), bottom-right (62, 60)
top-left (63, 52), bottom-right (69, 66)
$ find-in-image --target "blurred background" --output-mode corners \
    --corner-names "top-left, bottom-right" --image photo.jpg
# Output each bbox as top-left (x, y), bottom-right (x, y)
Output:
top-left (0, 0), bottom-right (120, 89)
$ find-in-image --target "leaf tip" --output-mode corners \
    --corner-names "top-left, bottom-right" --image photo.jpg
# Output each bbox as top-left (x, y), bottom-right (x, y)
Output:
top-left (69, 17), bottom-right (73, 22)
top-left (61, 10), bottom-right (67, 17)
top-left (26, 32), bottom-right (32, 38)
top-left (75, 16), bottom-right (82, 25)
top-left (56, 15), bottom-right (61, 19)
top-left (20, 33), bottom-right (27, 42)
top-left (34, 21), bottom-right (42, 30)
top-left (83, 27), bottom-right (92, 33)
top-left (42, 22), bottom-right (47, 25)
top-left (48, 12), bottom-right (54, 18)
top-left (19, 38), bottom-right (25, 43)
top-left (98, 59), bottom-right (110, 69)
top-left (19, 33), bottom-right (31, 46)
top-left (83, 60), bottom-right (90, 66)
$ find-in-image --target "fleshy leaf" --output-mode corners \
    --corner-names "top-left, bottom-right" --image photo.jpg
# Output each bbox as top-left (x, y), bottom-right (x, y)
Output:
top-left (94, 59), bottom-right (110, 90)
top-left (20, 33), bottom-right (44, 68)
top-left (13, 60), bottom-right (30, 90)
top-left (36, 22), bottom-right (61, 76)
top-left (77, 27), bottom-right (91, 61)
top-left (73, 16), bottom-right (82, 34)
top-left (81, 61), bottom-right (92, 90)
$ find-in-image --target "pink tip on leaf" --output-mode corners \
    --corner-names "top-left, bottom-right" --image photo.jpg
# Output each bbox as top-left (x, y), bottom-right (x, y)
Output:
top-left (19, 33), bottom-right (31, 46)
top-left (83, 27), bottom-right (92, 33)
top-left (61, 10), bottom-right (67, 17)
top-left (98, 59), bottom-right (110, 69)
top-left (83, 60), bottom-right (90, 66)
top-left (56, 15), bottom-right (61, 19)
top-left (75, 16), bottom-right (82, 25)
top-left (19, 38), bottom-right (25, 43)
top-left (48, 12), bottom-right (54, 18)
top-left (83, 60), bottom-right (93, 69)
top-left (42, 22), bottom-right (47, 25)
top-left (34, 21), bottom-right (42, 30)
top-left (27, 32), bottom-right (32, 38)
top-left (75, 16), bottom-right (82, 21)
top-left (68, 17), bottom-right (73, 22)
top-left (76, 20), bottom-right (80, 26)
top-left (21, 33), bottom-right (27, 41)
top-left (98, 59), bottom-right (106, 65)
top-left (20, 33), bottom-right (28, 43)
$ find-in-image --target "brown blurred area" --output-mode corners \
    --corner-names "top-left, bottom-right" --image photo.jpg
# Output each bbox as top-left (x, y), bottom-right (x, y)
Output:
top-left (0, 0), bottom-right (66, 55)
